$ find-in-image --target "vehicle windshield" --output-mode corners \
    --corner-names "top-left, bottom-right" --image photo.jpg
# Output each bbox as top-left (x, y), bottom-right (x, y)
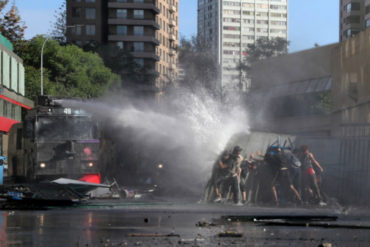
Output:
top-left (36, 116), bottom-right (96, 141)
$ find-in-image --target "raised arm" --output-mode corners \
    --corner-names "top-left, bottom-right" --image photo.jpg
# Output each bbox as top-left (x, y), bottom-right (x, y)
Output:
top-left (219, 158), bottom-right (228, 169)
top-left (309, 153), bottom-right (324, 172)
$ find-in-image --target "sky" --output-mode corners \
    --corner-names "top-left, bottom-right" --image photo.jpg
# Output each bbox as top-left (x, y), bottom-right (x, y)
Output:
top-left (14, 0), bottom-right (339, 53)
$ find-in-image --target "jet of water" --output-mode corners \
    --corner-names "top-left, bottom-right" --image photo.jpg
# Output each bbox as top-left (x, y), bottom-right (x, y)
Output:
top-left (58, 87), bottom-right (249, 195)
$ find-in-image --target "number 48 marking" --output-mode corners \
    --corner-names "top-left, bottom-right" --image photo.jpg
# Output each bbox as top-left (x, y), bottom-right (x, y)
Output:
top-left (64, 108), bottom-right (72, 114)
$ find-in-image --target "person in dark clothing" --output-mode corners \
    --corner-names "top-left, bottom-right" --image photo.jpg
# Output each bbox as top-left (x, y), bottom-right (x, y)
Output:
top-left (243, 152), bottom-right (264, 204)
top-left (271, 148), bottom-right (302, 206)
top-left (239, 157), bottom-right (252, 203)
top-left (213, 150), bottom-right (231, 202)
top-left (224, 146), bottom-right (243, 204)
top-left (202, 149), bottom-right (230, 203)
top-left (298, 145), bottom-right (326, 206)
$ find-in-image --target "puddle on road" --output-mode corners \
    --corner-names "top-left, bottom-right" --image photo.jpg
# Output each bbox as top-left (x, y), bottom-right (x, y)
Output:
top-left (0, 208), bottom-right (369, 246)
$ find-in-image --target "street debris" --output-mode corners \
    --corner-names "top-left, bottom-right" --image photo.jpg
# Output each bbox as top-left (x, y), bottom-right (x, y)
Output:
top-left (218, 230), bottom-right (243, 238)
top-left (127, 233), bottom-right (180, 238)
top-left (221, 215), bottom-right (338, 222)
top-left (196, 221), bottom-right (216, 227)
top-left (318, 242), bottom-right (332, 247)
top-left (0, 183), bottom-right (86, 209)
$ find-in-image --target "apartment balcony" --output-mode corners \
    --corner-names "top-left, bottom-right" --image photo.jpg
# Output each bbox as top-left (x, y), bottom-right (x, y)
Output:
top-left (169, 18), bottom-right (176, 27)
top-left (169, 4), bottom-right (176, 13)
top-left (108, 2), bottom-right (160, 14)
top-left (169, 63), bottom-right (176, 70)
top-left (108, 19), bottom-right (160, 29)
top-left (131, 51), bottom-right (160, 61)
top-left (169, 33), bottom-right (176, 41)
top-left (108, 35), bottom-right (160, 45)
top-left (168, 49), bottom-right (176, 56)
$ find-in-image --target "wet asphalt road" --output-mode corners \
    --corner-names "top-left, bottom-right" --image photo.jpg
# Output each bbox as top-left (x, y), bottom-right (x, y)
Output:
top-left (0, 201), bottom-right (370, 247)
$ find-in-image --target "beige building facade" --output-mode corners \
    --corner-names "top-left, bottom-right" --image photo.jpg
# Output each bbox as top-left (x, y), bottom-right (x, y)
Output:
top-left (250, 27), bottom-right (370, 137)
top-left (155, 0), bottom-right (179, 92)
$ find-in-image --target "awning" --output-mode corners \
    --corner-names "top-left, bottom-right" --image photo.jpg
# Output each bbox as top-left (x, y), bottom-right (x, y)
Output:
top-left (0, 116), bottom-right (20, 132)
top-left (267, 76), bottom-right (332, 98)
top-left (0, 94), bottom-right (32, 110)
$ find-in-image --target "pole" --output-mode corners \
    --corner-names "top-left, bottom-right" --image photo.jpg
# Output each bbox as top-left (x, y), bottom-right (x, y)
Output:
top-left (40, 37), bottom-right (50, 96)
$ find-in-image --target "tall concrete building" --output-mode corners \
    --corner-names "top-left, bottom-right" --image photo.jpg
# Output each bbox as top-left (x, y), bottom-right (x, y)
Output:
top-left (340, 0), bottom-right (365, 41)
top-left (197, 0), bottom-right (288, 91)
top-left (339, 0), bottom-right (370, 41)
top-left (66, 0), bottom-right (179, 95)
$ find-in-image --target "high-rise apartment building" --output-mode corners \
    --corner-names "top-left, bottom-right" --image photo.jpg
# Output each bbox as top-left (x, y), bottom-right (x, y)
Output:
top-left (339, 0), bottom-right (370, 41)
top-left (66, 0), bottom-right (178, 95)
top-left (340, 0), bottom-right (365, 41)
top-left (198, 0), bottom-right (288, 90)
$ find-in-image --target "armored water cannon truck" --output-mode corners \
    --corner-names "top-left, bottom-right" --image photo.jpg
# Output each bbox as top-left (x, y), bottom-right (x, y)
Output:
top-left (7, 96), bottom-right (101, 183)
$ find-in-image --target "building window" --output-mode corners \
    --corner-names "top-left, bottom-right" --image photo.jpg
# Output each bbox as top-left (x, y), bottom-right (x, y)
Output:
top-left (366, 19), bottom-right (370, 28)
top-left (3, 101), bottom-right (8, 118)
top-left (86, 25), bottom-right (96, 35)
top-left (86, 0), bottom-right (95, 2)
top-left (134, 0), bottom-right (144, 2)
top-left (346, 3), bottom-right (361, 13)
top-left (133, 10), bottom-right (144, 19)
top-left (117, 9), bottom-right (127, 18)
top-left (133, 26), bottom-right (144, 36)
top-left (75, 40), bottom-right (83, 46)
top-left (71, 25), bottom-right (82, 35)
top-left (116, 42), bottom-right (124, 49)
top-left (134, 58), bottom-right (144, 67)
top-left (117, 25), bottom-right (127, 35)
top-left (86, 8), bottom-right (96, 19)
top-left (11, 104), bottom-right (15, 119)
top-left (0, 51), bottom-right (2, 85)
top-left (133, 42), bottom-right (144, 51)
top-left (345, 29), bottom-right (360, 37)
top-left (72, 7), bottom-right (82, 18)
top-left (344, 15), bottom-right (361, 25)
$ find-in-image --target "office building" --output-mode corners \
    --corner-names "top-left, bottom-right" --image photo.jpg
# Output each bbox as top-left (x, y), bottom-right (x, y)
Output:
top-left (197, 0), bottom-right (288, 90)
top-left (0, 34), bottom-right (34, 160)
top-left (66, 0), bottom-right (179, 95)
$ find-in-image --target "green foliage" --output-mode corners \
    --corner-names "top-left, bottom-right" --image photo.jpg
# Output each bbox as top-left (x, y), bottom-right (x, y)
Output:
top-left (240, 37), bottom-right (289, 74)
top-left (178, 36), bottom-right (219, 95)
top-left (21, 36), bottom-right (121, 100)
top-left (0, 2), bottom-right (26, 53)
top-left (83, 43), bottom-right (157, 89)
top-left (50, 0), bottom-right (67, 44)
top-left (312, 91), bottom-right (332, 114)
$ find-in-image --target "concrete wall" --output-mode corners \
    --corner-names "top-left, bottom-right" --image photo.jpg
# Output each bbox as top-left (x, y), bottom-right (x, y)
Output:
top-left (250, 44), bottom-right (336, 89)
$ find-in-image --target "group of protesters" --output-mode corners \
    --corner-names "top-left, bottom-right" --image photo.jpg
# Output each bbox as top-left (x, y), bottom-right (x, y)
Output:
top-left (203, 144), bottom-right (326, 206)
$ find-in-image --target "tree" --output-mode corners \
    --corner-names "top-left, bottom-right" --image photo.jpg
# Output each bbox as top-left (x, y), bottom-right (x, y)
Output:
top-left (0, 1), bottom-right (26, 53)
top-left (20, 36), bottom-right (121, 100)
top-left (178, 36), bottom-right (219, 96)
top-left (50, 0), bottom-right (67, 44)
top-left (239, 37), bottom-right (289, 73)
top-left (83, 43), bottom-right (158, 90)
top-left (0, 0), bottom-right (8, 10)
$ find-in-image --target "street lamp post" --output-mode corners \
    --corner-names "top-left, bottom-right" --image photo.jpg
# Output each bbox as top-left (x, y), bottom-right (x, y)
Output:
top-left (40, 37), bottom-right (50, 96)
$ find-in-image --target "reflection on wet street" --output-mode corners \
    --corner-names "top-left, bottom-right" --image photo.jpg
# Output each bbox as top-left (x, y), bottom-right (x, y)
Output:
top-left (0, 202), bottom-right (370, 246)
